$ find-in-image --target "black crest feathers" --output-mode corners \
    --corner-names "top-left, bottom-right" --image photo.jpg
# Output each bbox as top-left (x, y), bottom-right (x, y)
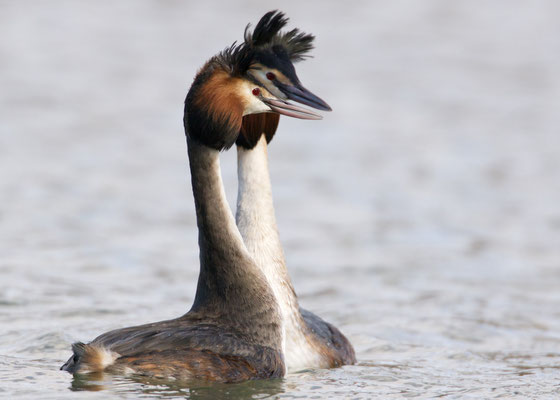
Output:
top-left (244, 10), bottom-right (315, 62)
top-left (213, 41), bottom-right (253, 77)
top-left (248, 11), bottom-right (288, 47)
top-left (213, 11), bottom-right (315, 77)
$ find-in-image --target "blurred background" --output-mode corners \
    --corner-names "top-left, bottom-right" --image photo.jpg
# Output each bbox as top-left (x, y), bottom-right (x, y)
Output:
top-left (1, 1), bottom-right (559, 398)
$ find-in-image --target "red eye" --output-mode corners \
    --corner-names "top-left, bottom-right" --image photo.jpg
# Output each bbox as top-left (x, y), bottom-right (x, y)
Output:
top-left (266, 72), bottom-right (276, 80)
top-left (252, 88), bottom-right (261, 96)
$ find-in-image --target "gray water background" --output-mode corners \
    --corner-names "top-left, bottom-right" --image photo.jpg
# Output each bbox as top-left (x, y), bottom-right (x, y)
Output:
top-left (1, 1), bottom-right (560, 398)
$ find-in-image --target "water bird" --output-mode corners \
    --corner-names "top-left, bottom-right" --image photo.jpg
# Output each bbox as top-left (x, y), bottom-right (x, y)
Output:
top-left (60, 11), bottom-right (330, 383)
top-left (235, 11), bottom-right (356, 371)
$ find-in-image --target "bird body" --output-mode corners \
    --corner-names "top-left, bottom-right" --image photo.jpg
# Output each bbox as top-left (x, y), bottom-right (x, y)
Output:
top-left (61, 10), bottom-right (353, 382)
top-left (62, 54), bottom-right (288, 381)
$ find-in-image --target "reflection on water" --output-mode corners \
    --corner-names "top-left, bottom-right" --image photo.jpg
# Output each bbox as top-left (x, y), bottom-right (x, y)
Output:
top-left (71, 373), bottom-right (286, 399)
top-left (2, 0), bottom-right (560, 399)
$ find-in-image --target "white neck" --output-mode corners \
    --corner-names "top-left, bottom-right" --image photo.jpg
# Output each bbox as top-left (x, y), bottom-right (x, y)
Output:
top-left (236, 136), bottom-right (325, 371)
top-left (236, 137), bottom-right (288, 278)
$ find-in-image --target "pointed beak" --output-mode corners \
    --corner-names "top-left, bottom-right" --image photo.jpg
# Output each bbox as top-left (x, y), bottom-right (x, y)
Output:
top-left (275, 81), bottom-right (332, 112)
top-left (260, 82), bottom-right (331, 120)
top-left (261, 97), bottom-right (324, 120)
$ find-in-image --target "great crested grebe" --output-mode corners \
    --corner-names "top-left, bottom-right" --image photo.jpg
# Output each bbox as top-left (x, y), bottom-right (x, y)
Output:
top-left (235, 11), bottom-right (356, 371)
top-left (60, 12), bottom-right (328, 383)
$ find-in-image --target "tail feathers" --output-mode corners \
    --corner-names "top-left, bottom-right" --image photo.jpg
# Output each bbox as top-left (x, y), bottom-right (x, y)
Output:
top-left (60, 342), bottom-right (119, 373)
top-left (72, 342), bottom-right (87, 357)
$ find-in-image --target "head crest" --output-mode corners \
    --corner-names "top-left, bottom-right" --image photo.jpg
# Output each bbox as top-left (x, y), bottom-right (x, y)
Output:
top-left (213, 41), bottom-right (253, 76)
top-left (244, 10), bottom-right (315, 62)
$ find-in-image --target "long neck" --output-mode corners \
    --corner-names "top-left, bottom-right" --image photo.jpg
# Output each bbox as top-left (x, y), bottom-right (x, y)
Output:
top-left (186, 136), bottom-right (281, 348)
top-left (236, 136), bottom-right (300, 314)
top-left (236, 136), bottom-right (335, 372)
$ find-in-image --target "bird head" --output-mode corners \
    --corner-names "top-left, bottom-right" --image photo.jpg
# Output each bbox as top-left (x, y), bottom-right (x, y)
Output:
top-left (239, 10), bottom-right (331, 148)
top-left (184, 10), bottom-right (330, 151)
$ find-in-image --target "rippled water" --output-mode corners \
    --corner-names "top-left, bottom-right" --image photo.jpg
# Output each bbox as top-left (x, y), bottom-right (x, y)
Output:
top-left (2, 1), bottom-right (560, 398)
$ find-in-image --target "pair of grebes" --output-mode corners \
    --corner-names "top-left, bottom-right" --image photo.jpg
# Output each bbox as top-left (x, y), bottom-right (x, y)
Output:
top-left (61, 11), bottom-right (355, 382)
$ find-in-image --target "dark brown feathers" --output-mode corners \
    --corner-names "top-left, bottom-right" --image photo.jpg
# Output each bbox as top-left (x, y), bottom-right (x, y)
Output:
top-left (61, 342), bottom-right (118, 373)
top-left (216, 42), bottom-right (253, 77)
top-left (244, 10), bottom-right (315, 62)
top-left (184, 68), bottom-right (244, 150)
top-left (114, 348), bottom-right (284, 383)
top-left (300, 308), bottom-right (357, 367)
top-left (192, 11), bottom-right (314, 80)
top-left (247, 11), bottom-right (288, 47)
top-left (237, 113), bottom-right (280, 149)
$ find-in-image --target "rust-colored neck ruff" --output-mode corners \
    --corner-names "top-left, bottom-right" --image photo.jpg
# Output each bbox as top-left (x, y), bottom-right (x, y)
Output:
top-left (237, 113), bottom-right (280, 149)
top-left (184, 67), bottom-right (244, 151)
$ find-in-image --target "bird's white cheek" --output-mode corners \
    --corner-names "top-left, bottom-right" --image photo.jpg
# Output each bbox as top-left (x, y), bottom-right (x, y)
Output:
top-left (243, 97), bottom-right (271, 116)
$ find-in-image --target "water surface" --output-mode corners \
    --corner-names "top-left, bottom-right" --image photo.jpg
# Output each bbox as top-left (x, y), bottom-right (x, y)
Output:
top-left (1, 1), bottom-right (559, 398)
